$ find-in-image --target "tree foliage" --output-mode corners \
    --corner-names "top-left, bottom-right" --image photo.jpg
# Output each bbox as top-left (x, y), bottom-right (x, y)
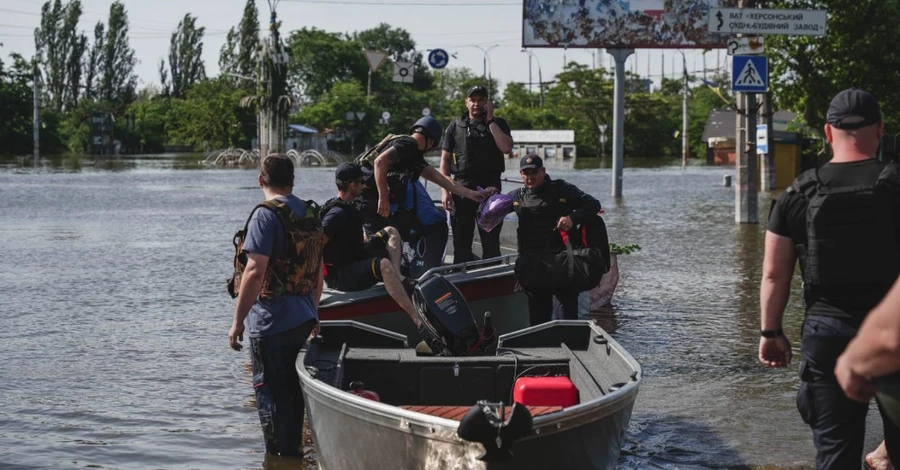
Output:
top-left (161, 14), bottom-right (206, 99)
top-left (34, 0), bottom-right (87, 112)
top-left (97, 1), bottom-right (136, 112)
top-left (0, 54), bottom-right (35, 154)
top-left (767, 0), bottom-right (900, 134)
top-left (219, 0), bottom-right (259, 90)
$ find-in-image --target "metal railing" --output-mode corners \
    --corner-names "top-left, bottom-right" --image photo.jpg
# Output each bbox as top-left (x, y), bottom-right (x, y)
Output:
top-left (416, 253), bottom-right (518, 282)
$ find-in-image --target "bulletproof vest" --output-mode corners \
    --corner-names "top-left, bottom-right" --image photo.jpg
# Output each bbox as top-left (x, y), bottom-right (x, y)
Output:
top-left (450, 115), bottom-right (506, 178)
top-left (792, 163), bottom-right (900, 287)
top-left (227, 199), bottom-right (325, 299)
top-left (512, 180), bottom-right (570, 253)
top-left (320, 197), bottom-right (367, 271)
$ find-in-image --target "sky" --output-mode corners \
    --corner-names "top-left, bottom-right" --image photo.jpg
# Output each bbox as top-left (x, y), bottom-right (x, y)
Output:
top-left (0, 0), bottom-right (733, 96)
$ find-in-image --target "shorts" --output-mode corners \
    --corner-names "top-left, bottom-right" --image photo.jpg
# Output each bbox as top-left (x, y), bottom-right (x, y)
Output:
top-left (328, 257), bottom-right (385, 292)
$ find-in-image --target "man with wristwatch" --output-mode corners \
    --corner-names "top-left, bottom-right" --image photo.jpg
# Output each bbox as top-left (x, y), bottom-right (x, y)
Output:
top-left (759, 88), bottom-right (900, 469)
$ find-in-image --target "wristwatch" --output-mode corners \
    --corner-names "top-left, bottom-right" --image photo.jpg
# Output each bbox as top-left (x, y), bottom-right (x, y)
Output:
top-left (760, 328), bottom-right (784, 338)
top-left (486, 118), bottom-right (496, 126)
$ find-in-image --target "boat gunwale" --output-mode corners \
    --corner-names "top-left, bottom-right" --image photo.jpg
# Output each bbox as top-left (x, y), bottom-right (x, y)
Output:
top-left (297, 321), bottom-right (641, 440)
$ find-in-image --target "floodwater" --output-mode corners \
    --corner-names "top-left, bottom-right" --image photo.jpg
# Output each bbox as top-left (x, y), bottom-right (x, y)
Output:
top-left (0, 154), bottom-right (887, 469)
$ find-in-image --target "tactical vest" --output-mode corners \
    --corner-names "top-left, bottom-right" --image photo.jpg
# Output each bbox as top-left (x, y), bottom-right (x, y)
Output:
top-left (356, 134), bottom-right (419, 175)
top-left (512, 180), bottom-right (570, 253)
top-left (792, 163), bottom-right (900, 287)
top-left (227, 199), bottom-right (325, 299)
top-left (319, 197), bottom-right (366, 270)
top-left (450, 115), bottom-right (506, 178)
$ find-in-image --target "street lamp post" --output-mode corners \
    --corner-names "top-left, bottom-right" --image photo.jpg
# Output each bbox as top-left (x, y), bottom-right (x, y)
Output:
top-left (473, 45), bottom-right (498, 96)
top-left (521, 49), bottom-right (543, 107)
top-left (679, 50), bottom-right (690, 168)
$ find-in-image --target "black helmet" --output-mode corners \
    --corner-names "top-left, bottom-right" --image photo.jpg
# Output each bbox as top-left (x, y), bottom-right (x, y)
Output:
top-left (412, 274), bottom-right (480, 356)
top-left (409, 116), bottom-right (442, 147)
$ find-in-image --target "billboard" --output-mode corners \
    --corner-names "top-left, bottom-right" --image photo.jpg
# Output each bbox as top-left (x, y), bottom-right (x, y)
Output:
top-left (523, 0), bottom-right (740, 49)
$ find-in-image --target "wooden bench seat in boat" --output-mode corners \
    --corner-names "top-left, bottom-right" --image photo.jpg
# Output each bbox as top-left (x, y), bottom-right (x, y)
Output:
top-left (400, 405), bottom-right (563, 421)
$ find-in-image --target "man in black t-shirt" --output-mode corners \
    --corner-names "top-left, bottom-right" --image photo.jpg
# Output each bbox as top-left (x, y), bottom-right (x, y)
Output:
top-left (360, 117), bottom-right (488, 276)
top-left (440, 85), bottom-right (515, 263)
top-left (760, 88), bottom-right (900, 469)
top-left (321, 163), bottom-right (421, 328)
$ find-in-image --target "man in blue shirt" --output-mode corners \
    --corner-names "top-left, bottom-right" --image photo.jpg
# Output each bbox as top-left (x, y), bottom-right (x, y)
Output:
top-left (228, 154), bottom-right (324, 457)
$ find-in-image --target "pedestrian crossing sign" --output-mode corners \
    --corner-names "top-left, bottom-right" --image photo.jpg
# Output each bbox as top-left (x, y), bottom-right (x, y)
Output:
top-left (732, 55), bottom-right (768, 93)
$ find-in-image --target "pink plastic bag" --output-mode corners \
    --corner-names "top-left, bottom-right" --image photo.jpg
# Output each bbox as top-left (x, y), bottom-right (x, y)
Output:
top-left (476, 193), bottom-right (514, 233)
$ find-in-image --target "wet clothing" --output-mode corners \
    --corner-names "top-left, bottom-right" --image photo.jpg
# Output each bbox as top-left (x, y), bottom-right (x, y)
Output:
top-left (797, 316), bottom-right (900, 469)
top-left (250, 319), bottom-right (317, 456)
top-left (768, 159), bottom-right (900, 468)
top-left (443, 115), bottom-right (510, 263)
top-left (321, 197), bottom-right (385, 291)
top-left (240, 195), bottom-right (319, 338)
top-left (239, 195), bottom-right (320, 456)
top-left (507, 176), bottom-right (601, 325)
top-left (527, 290), bottom-right (578, 325)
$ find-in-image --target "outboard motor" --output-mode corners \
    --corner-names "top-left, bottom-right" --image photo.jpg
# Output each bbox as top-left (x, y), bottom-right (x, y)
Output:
top-left (413, 274), bottom-right (495, 356)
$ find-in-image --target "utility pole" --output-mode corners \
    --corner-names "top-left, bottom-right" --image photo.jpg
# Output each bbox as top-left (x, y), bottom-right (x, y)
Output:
top-left (681, 52), bottom-right (690, 168)
top-left (608, 48), bottom-right (634, 198)
top-left (734, 0), bottom-right (758, 223)
top-left (33, 57), bottom-right (40, 168)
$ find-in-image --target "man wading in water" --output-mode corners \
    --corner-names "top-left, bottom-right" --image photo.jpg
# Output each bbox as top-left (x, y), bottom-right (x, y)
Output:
top-left (227, 154), bottom-right (324, 456)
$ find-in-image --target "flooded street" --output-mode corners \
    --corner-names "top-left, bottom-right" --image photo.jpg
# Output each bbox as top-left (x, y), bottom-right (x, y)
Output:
top-left (0, 155), bottom-right (887, 469)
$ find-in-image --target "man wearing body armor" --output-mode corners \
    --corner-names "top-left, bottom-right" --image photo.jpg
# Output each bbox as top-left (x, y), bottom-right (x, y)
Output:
top-left (357, 116), bottom-right (487, 276)
top-left (506, 155), bottom-right (601, 325)
top-left (759, 89), bottom-right (900, 469)
top-left (320, 163), bottom-right (422, 328)
top-left (227, 155), bottom-right (323, 456)
top-left (440, 85), bottom-right (514, 263)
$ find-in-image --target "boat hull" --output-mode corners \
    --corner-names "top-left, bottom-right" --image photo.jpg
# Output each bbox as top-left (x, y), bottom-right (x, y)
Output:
top-left (303, 382), bottom-right (636, 470)
top-left (297, 321), bottom-right (641, 470)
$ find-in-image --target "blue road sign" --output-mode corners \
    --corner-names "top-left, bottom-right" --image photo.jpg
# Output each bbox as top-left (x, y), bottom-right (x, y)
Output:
top-left (732, 55), bottom-right (768, 93)
top-left (428, 49), bottom-right (449, 69)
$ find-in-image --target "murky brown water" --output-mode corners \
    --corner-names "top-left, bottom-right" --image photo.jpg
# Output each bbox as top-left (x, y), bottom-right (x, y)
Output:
top-left (0, 155), bottom-right (887, 469)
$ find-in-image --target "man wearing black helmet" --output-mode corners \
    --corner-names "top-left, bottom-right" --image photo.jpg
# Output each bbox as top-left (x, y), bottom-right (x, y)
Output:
top-left (440, 85), bottom-right (514, 263)
top-left (357, 116), bottom-right (487, 276)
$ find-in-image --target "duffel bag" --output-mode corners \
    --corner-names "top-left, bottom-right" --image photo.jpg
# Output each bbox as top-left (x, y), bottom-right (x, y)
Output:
top-left (514, 234), bottom-right (606, 295)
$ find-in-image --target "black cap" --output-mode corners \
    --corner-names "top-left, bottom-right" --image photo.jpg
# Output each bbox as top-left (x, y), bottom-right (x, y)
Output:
top-left (519, 154), bottom-right (543, 170)
top-left (467, 85), bottom-right (488, 98)
top-left (335, 162), bottom-right (368, 184)
top-left (826, 88), bottom-right (882, 130)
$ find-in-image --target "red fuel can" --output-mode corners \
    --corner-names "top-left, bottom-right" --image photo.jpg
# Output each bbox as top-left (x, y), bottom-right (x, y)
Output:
top-left (513, 376), bottom-right (578, 408)
top-left (348, 381), bottom-right (380, 402)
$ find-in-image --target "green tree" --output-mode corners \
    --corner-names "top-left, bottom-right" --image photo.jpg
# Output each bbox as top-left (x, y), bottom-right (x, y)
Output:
top-left (219, 0), bottom-right (259, 90)
top-left (767, 0), bottom-right (900, 134)
top-left (294, 80), bottom-right (374, 155)
top-left (161, 14), bottom-right (206, 99)
top-left (166, 78), bottom-right (247, 149)
top-left (0, 54), bottom-right (35, 155)
top-left (286, 27), bottom-right (365, 98)
top-left (98, 1), bottom-right (136, 112)
top-left (35, 0), bottom-right (87, 112)
top-left (83, 21), bottom-right (103, 101)
top-left (126, 88), bottom-right (172, 152)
